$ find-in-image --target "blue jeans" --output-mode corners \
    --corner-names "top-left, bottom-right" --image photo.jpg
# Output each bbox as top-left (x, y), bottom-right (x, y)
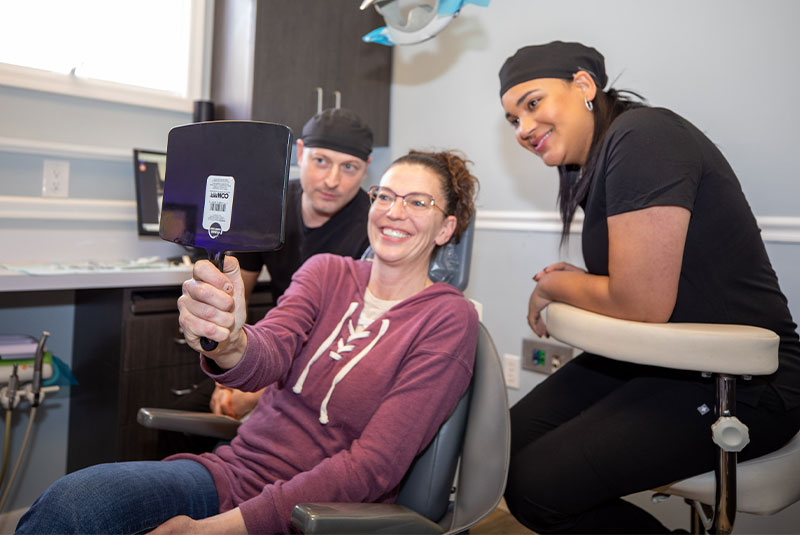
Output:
top-left (16, 460), bottom-right (219, 535)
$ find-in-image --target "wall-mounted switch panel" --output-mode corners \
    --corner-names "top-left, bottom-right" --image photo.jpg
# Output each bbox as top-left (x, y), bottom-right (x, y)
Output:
top-left (522, 338), bottom-right (576, 375)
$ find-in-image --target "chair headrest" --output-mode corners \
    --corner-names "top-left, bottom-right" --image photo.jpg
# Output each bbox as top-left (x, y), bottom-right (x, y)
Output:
top-left (361, 217), bottom-right (474, 291)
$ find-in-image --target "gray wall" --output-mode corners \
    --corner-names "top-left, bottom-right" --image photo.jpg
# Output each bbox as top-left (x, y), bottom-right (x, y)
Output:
top-left (390, 0), bottom-right (800, 531)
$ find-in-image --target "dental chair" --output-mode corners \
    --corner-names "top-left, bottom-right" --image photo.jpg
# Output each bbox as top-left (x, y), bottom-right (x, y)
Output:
top-left (139, 218), bottom-right (512, 534)
top-left (544, 302), bottom-right (800, 534)
top-left (290, 321), bottom-right (508, 534)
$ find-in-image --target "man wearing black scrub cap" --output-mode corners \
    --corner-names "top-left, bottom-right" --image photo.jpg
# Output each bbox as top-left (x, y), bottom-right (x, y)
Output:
top-left (238, 107), bottom-right (374, 302)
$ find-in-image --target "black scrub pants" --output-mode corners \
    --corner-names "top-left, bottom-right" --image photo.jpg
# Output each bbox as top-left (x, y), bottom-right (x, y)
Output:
top-left (504, 353), bottom-right (800, 534)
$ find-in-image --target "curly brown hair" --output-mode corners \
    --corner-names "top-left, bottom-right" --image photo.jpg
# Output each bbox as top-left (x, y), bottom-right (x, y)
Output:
top-left (389, 149), bottom-right (479, 243)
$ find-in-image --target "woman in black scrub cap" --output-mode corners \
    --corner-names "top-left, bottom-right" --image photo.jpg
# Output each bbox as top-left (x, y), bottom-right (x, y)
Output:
top-left (499, 41), bottom-right (800, 533)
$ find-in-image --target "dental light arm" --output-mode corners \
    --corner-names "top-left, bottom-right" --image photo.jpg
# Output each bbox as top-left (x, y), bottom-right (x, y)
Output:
top-left (361, 0), bottom-right (490, 46)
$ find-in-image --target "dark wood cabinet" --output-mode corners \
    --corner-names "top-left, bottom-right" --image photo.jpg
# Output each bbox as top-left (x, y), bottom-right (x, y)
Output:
top-left (211, 0), bottom-right (392, 145)
top-left (67, 284), bottom-right (274, 473)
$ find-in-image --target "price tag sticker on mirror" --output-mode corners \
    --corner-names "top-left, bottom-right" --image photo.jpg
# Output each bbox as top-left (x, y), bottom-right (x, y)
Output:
top-left (203, 175), bottom-right (235, 239)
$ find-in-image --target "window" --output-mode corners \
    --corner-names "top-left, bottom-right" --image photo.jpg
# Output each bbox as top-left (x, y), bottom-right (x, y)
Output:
top-left (0, 0), bottom-right (207, 112)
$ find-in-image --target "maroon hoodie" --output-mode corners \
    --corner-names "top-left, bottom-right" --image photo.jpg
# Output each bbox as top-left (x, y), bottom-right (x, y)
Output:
top-left (168, 253), bottom-right (478, 533)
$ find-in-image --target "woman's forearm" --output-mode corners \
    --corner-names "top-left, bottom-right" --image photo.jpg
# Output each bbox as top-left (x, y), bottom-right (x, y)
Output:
top-left (538, 269), bottom-right (674, 323)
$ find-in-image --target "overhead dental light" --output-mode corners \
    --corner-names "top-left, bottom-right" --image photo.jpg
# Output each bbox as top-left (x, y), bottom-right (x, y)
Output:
top-left (361, 0), bottom-right (489, 46)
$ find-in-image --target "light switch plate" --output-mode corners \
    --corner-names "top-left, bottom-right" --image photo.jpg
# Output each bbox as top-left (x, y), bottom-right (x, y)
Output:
top-left (502, 353), bottom-right (521, 389)
top-left (42, 159), bottom-right (70, 197)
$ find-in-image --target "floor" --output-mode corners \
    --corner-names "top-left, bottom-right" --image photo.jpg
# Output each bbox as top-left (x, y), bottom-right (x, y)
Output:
top-left (472, 499), bottom-right (535, 534)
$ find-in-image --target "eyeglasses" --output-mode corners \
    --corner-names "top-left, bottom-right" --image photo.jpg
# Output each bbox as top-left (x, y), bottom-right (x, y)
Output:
top-left (368, 186), bottom-right (448, 216)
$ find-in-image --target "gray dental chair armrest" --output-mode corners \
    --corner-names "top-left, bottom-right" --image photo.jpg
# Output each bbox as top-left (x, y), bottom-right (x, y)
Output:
top-left (291, 503), bottom-right (444, 534)
top-left (137, 407), bottom-right (240, 440)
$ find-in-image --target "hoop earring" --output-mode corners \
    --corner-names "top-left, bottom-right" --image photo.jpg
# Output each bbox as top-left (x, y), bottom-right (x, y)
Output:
top-left (584, 96), bottom-right (594, 111)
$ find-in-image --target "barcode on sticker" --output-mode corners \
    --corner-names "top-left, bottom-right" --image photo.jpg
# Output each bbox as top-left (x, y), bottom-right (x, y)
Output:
top-left (203, 175), bottom-right (235, 237)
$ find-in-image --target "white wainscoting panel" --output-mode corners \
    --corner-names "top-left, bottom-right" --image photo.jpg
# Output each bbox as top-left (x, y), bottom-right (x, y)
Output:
top-left (2, 199), bottom-right (799, 244)
top-left (476, 210), bottom-right (800, 244)
top-left (0, 195), bottom-right (135, 222)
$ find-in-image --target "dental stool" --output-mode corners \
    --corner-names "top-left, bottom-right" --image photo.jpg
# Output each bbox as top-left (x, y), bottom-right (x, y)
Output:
top-left (544, 302), bottom-right (800, 534)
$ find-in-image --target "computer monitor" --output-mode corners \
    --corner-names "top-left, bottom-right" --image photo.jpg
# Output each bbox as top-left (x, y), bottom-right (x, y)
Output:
top-left (133, 148), bottom-right (167, 236)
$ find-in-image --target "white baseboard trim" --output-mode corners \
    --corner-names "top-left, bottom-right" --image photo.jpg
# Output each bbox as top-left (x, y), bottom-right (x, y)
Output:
top-left (476, 210), bottom-right (800, 244)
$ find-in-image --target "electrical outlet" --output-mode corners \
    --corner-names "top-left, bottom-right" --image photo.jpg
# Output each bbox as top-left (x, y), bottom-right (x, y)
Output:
top-left (502, 353), bottom-right (521, 389)
top-left (42, 159), bottom-right (70, 197)
top-left (522, 338), bottom-right (575, 375)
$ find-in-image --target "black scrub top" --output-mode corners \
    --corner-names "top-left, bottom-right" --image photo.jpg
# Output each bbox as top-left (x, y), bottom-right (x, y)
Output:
top-left (580, 107), bottom-right (800, 409)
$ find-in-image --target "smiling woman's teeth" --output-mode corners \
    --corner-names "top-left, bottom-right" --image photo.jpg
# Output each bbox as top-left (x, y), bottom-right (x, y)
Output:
top-left (535, 131), bottom-right (552, 151)
top-left (382, 228), bottom-right (410, 238)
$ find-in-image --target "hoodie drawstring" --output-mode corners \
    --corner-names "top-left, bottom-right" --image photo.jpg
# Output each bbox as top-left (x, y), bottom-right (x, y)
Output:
top-left (293, 301), bottom-right (359, 394)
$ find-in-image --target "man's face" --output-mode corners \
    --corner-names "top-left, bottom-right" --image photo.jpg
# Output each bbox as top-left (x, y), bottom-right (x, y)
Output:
top-left (297, 140), bottom-right (369, 225)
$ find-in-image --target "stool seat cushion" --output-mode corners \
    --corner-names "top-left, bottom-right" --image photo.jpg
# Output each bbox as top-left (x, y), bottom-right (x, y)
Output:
top-left (656, 430), bottom-right (800, 515)
top-left (544, 303), bottom-right (779, 376)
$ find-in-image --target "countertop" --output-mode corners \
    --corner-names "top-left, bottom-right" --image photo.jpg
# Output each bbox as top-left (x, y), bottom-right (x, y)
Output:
top-left (0, 260), bottom-right (195, 292)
